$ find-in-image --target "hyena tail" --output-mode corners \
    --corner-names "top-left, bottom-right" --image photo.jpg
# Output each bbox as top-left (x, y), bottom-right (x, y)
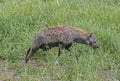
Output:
top-left (25, 36), bottom-right (43, 63)
top-left (25, 47), bottom-right (39, 63)
top-left (25, 47), bottom-right (31, 63)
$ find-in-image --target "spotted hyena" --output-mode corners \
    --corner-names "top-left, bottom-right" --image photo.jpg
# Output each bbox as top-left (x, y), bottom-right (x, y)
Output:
top-left (25, 25), bottom-right (98, 63)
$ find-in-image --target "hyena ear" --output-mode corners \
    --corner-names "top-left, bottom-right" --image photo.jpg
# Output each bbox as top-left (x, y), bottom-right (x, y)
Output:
top-left (87, 32), bottom-right (93, 38)
top-left (86, 33), bottom-right (93, 44)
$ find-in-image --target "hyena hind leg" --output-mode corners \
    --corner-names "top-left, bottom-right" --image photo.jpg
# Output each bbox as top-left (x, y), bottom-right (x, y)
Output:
top-left (58, 44), bottom-right (64, 57)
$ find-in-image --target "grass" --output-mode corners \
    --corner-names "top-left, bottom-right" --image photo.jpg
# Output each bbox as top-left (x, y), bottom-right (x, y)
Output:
top-left (0, 0), bottom-right (120, 81)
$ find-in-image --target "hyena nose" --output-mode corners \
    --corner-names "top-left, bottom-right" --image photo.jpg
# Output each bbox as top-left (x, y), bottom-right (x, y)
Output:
top-left (93, 45), bottom-right (98, 49)
top-left (96, 45), bottom-right (99, 48)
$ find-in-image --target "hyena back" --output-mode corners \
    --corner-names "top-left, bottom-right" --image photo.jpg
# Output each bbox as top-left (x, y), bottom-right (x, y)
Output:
top-left (25, 25), bottom-right (98, 63)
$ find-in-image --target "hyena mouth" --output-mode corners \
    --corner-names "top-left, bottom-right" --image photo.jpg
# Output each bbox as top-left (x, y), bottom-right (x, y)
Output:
top-left (88, 43), bottom-right (98, 49)
top-left (93, 45), bottom-right (99, 49)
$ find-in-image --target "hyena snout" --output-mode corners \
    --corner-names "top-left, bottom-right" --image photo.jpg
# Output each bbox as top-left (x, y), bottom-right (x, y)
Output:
top-left (93, 43), bottom-right (99, 49)
top-left (91, 41), bottom-right (99, 49)
top-left (87, 33), bottom-right (99, 49)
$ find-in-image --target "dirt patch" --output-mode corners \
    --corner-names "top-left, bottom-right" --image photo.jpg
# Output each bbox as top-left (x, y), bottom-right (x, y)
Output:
top-left (0, 58), bottom-right (4, 64)
top-left (102, 69), bottom-right (111, 81)
top-left (19, 59), bottom-right (43, 69)
top-left (50, 66), bottom-right (64, 81)
top-left (0, 58), bottom-right (4, 81)
top-left (0, 59), bottom-right (43, 81)
top-left (50, 72), bottom-right (59, 81)
top-left (0, 59), bottom-right (117, 81)
top-left (28, 60), bottom-right (43, 68)
top-left (0, 67), bottom-right (20, 81)
top-left (7, 67), bottom-right (21, 81)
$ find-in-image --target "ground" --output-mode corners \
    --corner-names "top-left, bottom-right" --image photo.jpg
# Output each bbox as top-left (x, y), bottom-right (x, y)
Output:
top-left (0, 58), bottom-right (116, 81)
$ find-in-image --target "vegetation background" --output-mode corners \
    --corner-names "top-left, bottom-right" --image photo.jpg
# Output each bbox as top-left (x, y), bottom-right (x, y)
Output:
top-left (0, 0), bottom-right (120, 81)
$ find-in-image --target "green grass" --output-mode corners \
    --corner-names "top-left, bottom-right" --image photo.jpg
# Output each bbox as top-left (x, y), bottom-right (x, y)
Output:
top-left (0, 0), bottom-right (120, 81)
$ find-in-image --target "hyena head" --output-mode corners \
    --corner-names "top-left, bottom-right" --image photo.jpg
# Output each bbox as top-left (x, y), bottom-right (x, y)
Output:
top-left (86, 33), bottom-right (99, 49)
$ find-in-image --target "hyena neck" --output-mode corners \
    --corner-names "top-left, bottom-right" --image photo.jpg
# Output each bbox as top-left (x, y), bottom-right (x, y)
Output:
top-left (66, 27), bottom-right (89, 44)
top-left (64, 26), bottom-right (90, 44)
top-left (73, 31), bottom-right (88, 44)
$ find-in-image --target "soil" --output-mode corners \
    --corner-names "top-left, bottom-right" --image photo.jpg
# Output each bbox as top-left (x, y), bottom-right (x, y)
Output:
top-left (0, 58), bottom-right (4, 64)
top-left (0, 59), bottom-right (45, 81)
top-left (102, 69), bottom-right (111, 81)
top-left (0, 59), bottom-right (117, 81)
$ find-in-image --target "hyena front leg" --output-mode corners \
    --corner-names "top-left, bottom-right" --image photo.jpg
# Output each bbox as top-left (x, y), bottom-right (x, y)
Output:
top-left (65, 43), bottom-right (72, 52)
top-left (75, 53), bottom-right (79, 62)
top-left (66, 43), bottom-right (79, 62)
top-left (58, 43), bottom-right (72, 56)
